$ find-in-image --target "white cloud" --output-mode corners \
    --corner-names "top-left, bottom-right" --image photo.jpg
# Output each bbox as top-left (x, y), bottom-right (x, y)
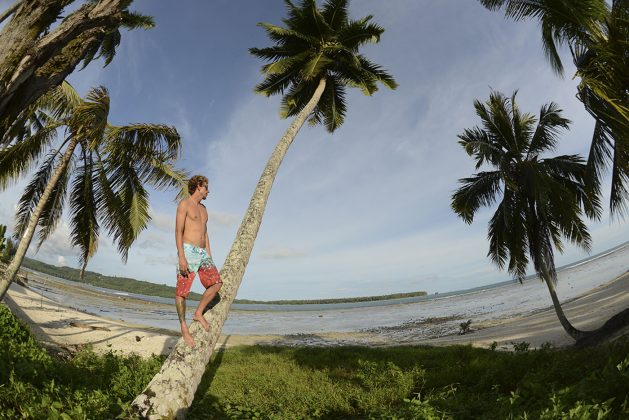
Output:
top-left (258, 248), bottom-right (306, 260)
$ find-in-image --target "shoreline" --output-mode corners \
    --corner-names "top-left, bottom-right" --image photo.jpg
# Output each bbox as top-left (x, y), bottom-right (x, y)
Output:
top-left (22, 240), bottom-right (629, 311)
top-left (4, 270), bottom-right (628, 357)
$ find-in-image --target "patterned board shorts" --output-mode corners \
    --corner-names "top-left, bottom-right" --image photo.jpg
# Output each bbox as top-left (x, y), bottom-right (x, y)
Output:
top-left (176, 243), bottom-right (222, 298)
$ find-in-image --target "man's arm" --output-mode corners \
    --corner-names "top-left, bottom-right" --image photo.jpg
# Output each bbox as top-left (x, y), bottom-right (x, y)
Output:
top-left (175, 201), bottom-right (188, 273)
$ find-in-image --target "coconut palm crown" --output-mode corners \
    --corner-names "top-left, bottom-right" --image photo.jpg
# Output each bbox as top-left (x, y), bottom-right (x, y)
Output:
top-left (452, 91), bottom-right (601, 339)
top-left (0, 82), bottom-right (186, 297)
top-left (250, 0), bottom-right (397, 132)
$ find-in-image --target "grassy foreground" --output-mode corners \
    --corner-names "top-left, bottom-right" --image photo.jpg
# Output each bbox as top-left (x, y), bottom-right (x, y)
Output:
top-left (1, 305), bottom-right (628, 419)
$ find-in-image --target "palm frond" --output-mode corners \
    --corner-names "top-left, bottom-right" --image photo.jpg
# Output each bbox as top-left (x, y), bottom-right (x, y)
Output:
top-left (283, 0), bottom-right (332, 39)
top-left (121, 11), bottom-right (155, 30)
top-left (35, 155), bottom-right (72, 250)
top-left (71, 86), bottom-right (110, 145)
top-left (355, 56), bottom-right (397, 90)
top-left (527, 101), bottom-right (571, 157)
top-left (457, 127), bottom-right (505, 169)
top-left (301, 52), bottom-right (333, 80)
top-left (105, 124), bottom-right (181, 163)
top-left (487, 200), bottom-right (510, 269)
top-left (337, 16), bottom-right (383, 48)
top-left (480, 0), bottom-right (610, 75)
top-left (31, 82), bottom-right (82, 122)
top-left (69, 151), bottom-right (99, 269)
top-left (120, 173), bottom-right (150, 261)
top-left (451, 171), bottom-right (503, 223)
top-left (136, 156), bottom-right (188, 191)
top-left (279, 78), bottom-right (319, 118)
top-left (473, 93), bottom-right (517, 154)
top-left (249, 46), bottom-right (300, 61)
top-left (505, 193), bottom-right (529, 281)
top-left (322, 0), bottom-right (349, 30)
top-left (258, 22), bottom-right (316, 45)
top-left (318, 78), bottom-right (346, 132)
top-left (0, 122), bottom-right (61, 190)
top-left (260, 51), bottom-right (310, 74)
top-left (96, 29), bottom-right (122, 67)
top-left (254, 70), bottom-right (299, 96)
top-left (94, 161), bottom-right (128, 259)
top-left (609, 135), bottom-right (629, 217)
top-left (13, 152), bottom-right (58, 239)
top-left (541, 18), bottom-right (565, 74)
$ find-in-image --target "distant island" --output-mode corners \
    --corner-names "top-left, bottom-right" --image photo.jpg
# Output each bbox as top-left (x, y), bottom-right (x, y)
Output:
top-left (20, 257), bottom-right (426, 304)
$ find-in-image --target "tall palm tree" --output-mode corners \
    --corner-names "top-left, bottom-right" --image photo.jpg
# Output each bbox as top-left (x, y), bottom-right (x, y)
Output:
top-left (451, 91), bottom-right (601, 341)
top-left (478, 0), bottom-right (629, 216)
top-left (0, 82), bottom-right (186, 300)
top-left (131, 0), bottom-right (396, 416)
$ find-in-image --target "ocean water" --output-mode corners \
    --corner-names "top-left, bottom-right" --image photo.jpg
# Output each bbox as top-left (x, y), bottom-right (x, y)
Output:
top-left (26, 242), bottom-right (629, 335)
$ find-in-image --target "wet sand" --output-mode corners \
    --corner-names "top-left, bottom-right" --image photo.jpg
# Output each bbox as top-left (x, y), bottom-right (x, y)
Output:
top-left (4, 269), bottom-right (628, 357)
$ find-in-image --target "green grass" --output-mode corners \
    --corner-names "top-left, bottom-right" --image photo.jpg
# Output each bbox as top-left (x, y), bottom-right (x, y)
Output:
top-left (1, 304), bottom-right (628, 419)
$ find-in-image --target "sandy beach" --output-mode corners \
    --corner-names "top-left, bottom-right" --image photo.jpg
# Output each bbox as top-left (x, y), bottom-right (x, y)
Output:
top-left (4, 264), bottom-right (628, 357)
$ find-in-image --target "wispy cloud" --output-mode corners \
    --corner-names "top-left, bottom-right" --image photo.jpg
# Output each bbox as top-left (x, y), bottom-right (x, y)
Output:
top-left (258, 248), bottom-right (306, 260)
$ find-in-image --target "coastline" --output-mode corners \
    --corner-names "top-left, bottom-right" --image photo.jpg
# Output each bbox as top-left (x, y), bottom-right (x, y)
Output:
top-left (4, 269), bottom-right (628, 357)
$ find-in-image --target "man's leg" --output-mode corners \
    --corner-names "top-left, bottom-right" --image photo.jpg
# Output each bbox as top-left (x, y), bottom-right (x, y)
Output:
top-left (176, 296), bottom-right (195, 347)
top-left (193, 282), bottom-right (222, 331)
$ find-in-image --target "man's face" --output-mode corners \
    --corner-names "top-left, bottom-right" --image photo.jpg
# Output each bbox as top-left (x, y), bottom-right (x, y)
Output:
top-left (199, 183), bottom-right (209, 200)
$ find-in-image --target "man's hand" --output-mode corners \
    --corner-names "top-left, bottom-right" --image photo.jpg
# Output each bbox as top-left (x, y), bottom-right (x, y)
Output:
top-left (178, 257), bottom-right (189, 275)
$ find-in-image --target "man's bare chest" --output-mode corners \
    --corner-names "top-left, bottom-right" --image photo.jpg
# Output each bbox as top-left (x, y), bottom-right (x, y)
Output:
top-left (187, 206), bottom-right (207, 225)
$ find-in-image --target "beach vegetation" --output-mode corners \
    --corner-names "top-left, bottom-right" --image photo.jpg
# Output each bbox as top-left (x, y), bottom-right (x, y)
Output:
top-left (0, 82), bottom-right (186, 301)
top-left (131, 1), bottom-right (396, 415)
top-left (2, 305), bottom-right (629, 419)
top-left (0, 0), bottom-right (154, 143)
top-left (452, 91), bottom-right (605, 342)
top-left (459, 319), bottom-right (473, 335)
top-left (478, 0), bottom-right (629, 217)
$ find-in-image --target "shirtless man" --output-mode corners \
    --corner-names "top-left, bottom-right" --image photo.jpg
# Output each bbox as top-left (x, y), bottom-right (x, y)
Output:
top-left (175, 175), bottom-right (222, 347)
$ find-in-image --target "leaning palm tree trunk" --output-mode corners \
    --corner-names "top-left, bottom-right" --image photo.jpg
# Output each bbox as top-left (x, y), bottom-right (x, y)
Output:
top-left (131, 77), bottom-right (327, 419)
top-left (0, 137), bottom-right (79, 300)
top-left (541, 266), bottom-right (588, 341)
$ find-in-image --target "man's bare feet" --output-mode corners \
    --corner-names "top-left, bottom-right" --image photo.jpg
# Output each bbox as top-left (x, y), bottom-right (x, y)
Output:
top-left (193, 313), bottom-right (210, 332)
top-left (182, 330), bottom-right (196, 347)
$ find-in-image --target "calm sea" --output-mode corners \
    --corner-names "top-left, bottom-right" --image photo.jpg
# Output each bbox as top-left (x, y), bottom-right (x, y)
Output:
top-left (25, 242), bottom-right (629, 335)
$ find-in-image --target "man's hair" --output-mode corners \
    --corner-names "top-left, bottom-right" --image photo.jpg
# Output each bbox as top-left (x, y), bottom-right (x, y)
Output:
top-left (188, 175), bottom-right (209, 195)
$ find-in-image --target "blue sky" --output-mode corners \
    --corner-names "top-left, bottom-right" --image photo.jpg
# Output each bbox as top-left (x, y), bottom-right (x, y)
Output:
top-left (1, 0), bottom-right (627, 300)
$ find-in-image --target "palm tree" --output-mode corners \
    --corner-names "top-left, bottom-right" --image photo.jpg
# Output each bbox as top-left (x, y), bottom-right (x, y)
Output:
top-left (451, 91), bottom-right (601, 341)
top-left (131, 0), bottom-right (396, 416)
top-left (0, 82), bottom-right (186, 300)
top-left (478, 0), bottom-right (629, 216)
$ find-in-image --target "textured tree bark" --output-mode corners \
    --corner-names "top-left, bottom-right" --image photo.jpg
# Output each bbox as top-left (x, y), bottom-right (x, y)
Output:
top-left (0, 136), bottom-right (79, 300)
top-left (131, 77), bottom-right (328, 419)
top-left (0, 0), bottom-right (127, 136)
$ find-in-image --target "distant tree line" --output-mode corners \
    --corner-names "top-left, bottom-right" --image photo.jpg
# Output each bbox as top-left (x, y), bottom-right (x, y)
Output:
top-left (236, 291), bottom-right (428, 305)
top-left (20, 255), bottom-right (428, 305)
top-left (21, 257), bottom-right (204, 301)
